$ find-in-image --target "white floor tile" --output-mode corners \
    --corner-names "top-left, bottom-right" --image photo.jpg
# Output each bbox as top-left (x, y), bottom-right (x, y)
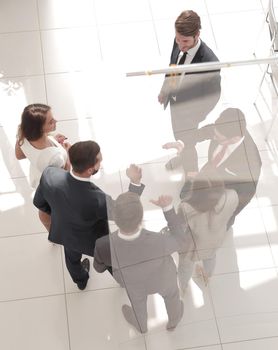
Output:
top-left (149, 0), bottom-right (207, 21)
top-left (45, 72), bottom-right (97, 120)
top-left (0, 295), bottom-right (69, 350)
top-left (213, 244), bottom-right (275, 275)
top-left (98, 22), bottom-right (159, 69)
top-left (210, 11), bottom-right (265, 59)
top-left (223, 337), bottom-right (278, 349)
top-left (257, 150), bottom-right (278, 206)
top-left (0, 127), bottom-right (29, 179)
top-left (38, 0), bottom-right (96, 29)
top-left (0, 0), bottom-right (39, 33)
top-left (185, 347), bottom-right (221, 350)
top-left (0, 75), bottom-right (47, 127)
top-left (210, 269), bottom-right (278, 318)
top-left (95, 0), bottom-right (152, 24)
top-left (206, 0), bottom-right (263, 14)
top-left (218, 312), bottom-right (278, 343)
top-left (0, 32), bottom-right (43, 77)
top-left (222, 207), bottom-right (268, 248)
top-left (0, 178), bottom-right (45, 237)
top-left (67, 288), bottom-right (142, 350)
top-left (0, 234), bottom-right (64, 301)
top-left (41, 27), bottom-right (101, 74)
top-left (145, 319), bottom-right (220, 349)
top-left (118, 337), bottom-right (147, 350)
top-left (260, 205), bottom-right (278, 266)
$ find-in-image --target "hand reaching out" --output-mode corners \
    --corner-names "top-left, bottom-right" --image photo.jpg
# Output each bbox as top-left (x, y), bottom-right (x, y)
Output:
top-left (126, 164), bottom-right (142, 185)
top-left (150, 195), bottom-right (173, 208)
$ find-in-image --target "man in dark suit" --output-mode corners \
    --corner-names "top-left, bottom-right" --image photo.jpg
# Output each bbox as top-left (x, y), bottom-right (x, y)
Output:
top-left (158, 10), bottom-right (221, 196)
top-left (33, 141), bottom-right (144, 290)
top-left (93, 193), bottom-right (189, 333)
top-left (182, 108), bottom-right (262, 227)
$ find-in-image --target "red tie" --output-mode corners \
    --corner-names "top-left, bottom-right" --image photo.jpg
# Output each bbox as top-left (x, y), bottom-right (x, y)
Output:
top-left (211, 144), bottom-right (228, 167)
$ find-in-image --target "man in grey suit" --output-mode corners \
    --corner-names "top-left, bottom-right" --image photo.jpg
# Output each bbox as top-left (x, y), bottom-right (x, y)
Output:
top-left (94, 192), bottom-right (189, 333)
top-left (158, 10), bottom-right (221, 197)
top-left (33, 141), bottom-right (144, 290)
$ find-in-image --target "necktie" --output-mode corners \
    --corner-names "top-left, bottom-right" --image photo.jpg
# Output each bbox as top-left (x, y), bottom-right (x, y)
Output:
top-left (178, 52), bottom-right (187, 65)
top-left (211, 144), bottom-right (228, 167)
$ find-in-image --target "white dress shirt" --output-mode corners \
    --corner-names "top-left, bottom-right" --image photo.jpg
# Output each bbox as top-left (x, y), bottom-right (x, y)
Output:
top-left (213, 136), bottom-right (245, 167)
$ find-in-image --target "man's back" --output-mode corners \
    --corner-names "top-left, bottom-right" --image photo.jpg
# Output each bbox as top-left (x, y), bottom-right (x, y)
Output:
top-left (34, 166), bottom-right (109, 256)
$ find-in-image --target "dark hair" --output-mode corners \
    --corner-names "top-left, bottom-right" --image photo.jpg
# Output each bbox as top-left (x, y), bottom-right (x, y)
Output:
top-left (186, 169), bottom-right (225, 212)
top-left (68, 140), bottom-right (100, 173)
top-left (175, 10), bottom-right (201, 37)
top-left (215, 108), bottom-right (246, 139)
top-left (114, 192), bottom-right (143, 233)
top-left (17, 104), bottom-right (51, 145)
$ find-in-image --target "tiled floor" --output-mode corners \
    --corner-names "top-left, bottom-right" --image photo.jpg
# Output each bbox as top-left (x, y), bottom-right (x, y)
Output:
top-left (1, 0), bottom-right (278, 349)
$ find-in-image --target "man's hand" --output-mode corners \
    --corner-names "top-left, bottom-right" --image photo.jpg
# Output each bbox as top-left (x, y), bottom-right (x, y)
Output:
top-left (158, 92), bottom-right (166, 104)
top-left (126, 164), bottom-right (142, 185)
top-left (150, 195), bottom-right (173, 208)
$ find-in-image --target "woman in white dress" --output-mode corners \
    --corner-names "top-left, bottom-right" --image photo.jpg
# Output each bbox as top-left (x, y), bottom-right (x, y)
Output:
top-left (177, 169), bottom-right (238, 291)
top-left (15, 103), bottom-right (70, 230)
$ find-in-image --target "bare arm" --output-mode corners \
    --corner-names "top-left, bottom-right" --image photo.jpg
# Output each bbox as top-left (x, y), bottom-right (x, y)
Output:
top-left (15, 141), bottom-right (26, 160)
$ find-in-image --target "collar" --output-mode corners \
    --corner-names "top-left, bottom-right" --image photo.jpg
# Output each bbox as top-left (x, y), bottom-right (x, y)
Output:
top-left (186, 38), bottom-right (201, 58)
top-left (70, 169), bottom-right (91, 182)
top-left (225, 136), bottom-right (245, 150)
top-left (118, 227), bottom-right (142, 241)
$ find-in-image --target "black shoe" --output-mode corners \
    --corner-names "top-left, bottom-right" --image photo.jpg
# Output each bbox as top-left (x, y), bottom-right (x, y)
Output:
top-left (180, 180), bottom-right (192, 200)
top-left (77, 258), bottom-right (90, 290)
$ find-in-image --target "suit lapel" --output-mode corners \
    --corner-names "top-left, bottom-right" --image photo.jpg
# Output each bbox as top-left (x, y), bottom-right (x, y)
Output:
top-left (191, 41), bottom-right (204, 64)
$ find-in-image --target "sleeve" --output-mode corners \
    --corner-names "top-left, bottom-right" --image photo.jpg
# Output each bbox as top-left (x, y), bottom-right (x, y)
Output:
top-left (195, 123), bottom-right (215, 143)
top-left (33, 182), bottom-right (51, 214)
top-left (161, 208), bottom-right (190, 255)
top-left (128, 183), bottom-right (145, 196)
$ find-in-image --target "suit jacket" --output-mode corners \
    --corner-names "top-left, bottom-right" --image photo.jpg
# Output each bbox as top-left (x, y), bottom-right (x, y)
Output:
top-left (94, 208), bottom-right (190, 296)
top-left (196, 124), bottom-right (262, 186)
top-left (163, 40), bottom-right (221, 121)
top-left (33, 166), bottom-right (145, 256)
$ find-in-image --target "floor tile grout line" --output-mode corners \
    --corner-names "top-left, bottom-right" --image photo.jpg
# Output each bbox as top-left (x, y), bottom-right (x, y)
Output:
top-left (147, 0), bottom-right (161, 56)
top-left (177, 343), bottom-right (221, 350)
top-left (92, 0), bottom-right (103, 61)
top-left (0, 285), bottom-right (121, 304)
top-left (220, 334), bottom-right (278, 347)
top-left (204, 0), bottom-right (219, 51)
top-left (35, 0), bottom-right (49, 105)
top-left (59, 245), bottom-right (72, 350)
top-left (257, 202), bottom-right (278, 270)
top-left (204, 276), bottom-right (223, 347)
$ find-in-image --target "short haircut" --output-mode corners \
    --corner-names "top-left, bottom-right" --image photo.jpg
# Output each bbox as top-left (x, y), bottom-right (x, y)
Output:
top-left (114, 192), bottom-right (143, 233)
top-left (215, 108), bottom-right (247, 139)
top-left (186, 168), bottom-right (225, 212)
top-left (68, 141), bottom-right (100, 173)
top-left (18, 103), bottom-right (51, 144)
top-left (175, 10), bottom-right (201, 37)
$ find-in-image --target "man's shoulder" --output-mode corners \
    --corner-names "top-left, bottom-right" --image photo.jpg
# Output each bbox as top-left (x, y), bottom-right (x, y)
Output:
top-left (196, 40), bottom-right (219, 62)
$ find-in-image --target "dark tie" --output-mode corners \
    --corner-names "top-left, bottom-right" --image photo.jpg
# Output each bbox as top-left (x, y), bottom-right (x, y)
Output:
top-left (178, 52), bottom-right (187, 65)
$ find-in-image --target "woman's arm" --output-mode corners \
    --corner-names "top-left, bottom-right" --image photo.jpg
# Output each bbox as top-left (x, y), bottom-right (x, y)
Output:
top-left (15, 141), bottom-right (26, 160)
